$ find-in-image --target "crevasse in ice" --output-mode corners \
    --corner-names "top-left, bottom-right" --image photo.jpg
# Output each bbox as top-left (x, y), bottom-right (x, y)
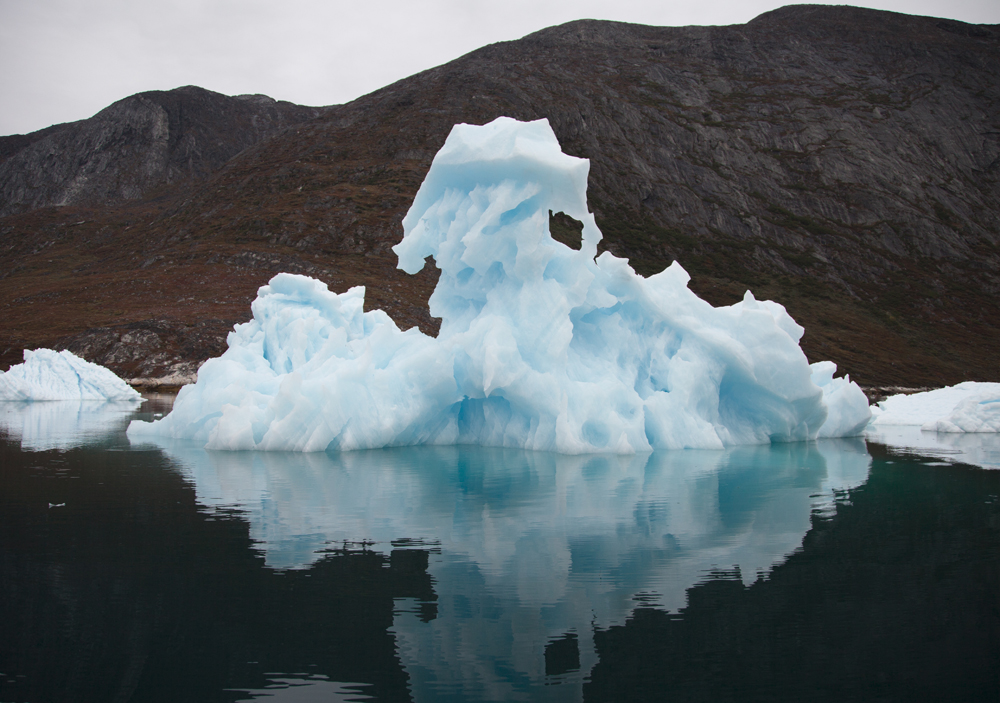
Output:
top-left (127, 116), bottom-right (870, 453)
top-left (0, 348), bottom-right (141, 401)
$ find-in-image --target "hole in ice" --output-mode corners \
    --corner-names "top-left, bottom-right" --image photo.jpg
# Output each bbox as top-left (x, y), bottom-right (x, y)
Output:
top-left (549, 211), bottom-right (583, 250)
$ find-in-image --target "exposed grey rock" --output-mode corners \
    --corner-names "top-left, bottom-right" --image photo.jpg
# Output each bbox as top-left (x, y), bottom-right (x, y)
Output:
top-left (54, 318), bottom-right (237, 387)
top-left (0, 86), bottom-right (326, 216)
top-left (185, 4), bottom-right (995, 293)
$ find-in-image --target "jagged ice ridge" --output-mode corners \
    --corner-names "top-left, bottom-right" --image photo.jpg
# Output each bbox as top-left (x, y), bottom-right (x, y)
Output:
top-left (128, 117), bottom-right (871, 453)
top-left (0, 348), bottom-right (141, 401)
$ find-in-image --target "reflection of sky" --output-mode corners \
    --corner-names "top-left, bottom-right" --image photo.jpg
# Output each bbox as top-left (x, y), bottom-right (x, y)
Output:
top-left (148, 437), bottom-right (872, 701)
top-left (0, 399), bottom-right (140, 451)
top-left (866, 426), bottom-right (1000, 470)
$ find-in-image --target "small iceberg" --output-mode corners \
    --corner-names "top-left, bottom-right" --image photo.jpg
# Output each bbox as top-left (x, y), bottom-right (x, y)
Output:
top-left (0, 349), bottom-right (140, 401)
top-left (128, 117), bottom-right (870, 453)
top-left (870, 382), bottom-right (1000, 432)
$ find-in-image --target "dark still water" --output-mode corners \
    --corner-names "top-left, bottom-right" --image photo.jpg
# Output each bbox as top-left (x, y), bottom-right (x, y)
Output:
top-left (1, 396), bottom-right (998, 702)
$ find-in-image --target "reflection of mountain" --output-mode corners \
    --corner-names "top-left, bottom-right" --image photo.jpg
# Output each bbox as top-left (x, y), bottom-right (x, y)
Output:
top-left (154, 439), bottom-right (871, 700)
top-left (5, 418), bottom-right (997, 702)
top-left (0, 438), bottom-right (429, 703)
top-left (586, 447), bottom-right (1000, 701)
top-left (0, 399), bottom-right (140, 450)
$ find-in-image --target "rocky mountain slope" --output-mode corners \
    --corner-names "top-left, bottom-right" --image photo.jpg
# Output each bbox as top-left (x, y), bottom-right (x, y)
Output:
top-left (0, 86), bottom-right (325, 217)
top-left (1, 5), bottom-right (997, 389)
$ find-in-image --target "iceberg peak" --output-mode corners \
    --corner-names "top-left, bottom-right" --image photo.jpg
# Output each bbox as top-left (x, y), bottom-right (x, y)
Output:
top-left (128, 116), bottom-right (870, 453)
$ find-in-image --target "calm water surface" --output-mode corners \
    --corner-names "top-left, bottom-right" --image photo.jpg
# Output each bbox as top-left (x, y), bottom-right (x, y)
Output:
top-left (1, 395), bottom-right (998, 702)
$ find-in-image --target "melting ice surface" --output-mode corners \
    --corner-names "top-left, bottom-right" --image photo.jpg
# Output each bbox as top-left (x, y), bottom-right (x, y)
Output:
top-left (128, 117), bottom-right (870, 453)
top-left (0, 349), bottom-right (140, 401)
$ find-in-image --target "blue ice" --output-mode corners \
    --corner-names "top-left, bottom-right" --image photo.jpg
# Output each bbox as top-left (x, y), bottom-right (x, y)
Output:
top-left (127, 117), bottom-right (870, 453)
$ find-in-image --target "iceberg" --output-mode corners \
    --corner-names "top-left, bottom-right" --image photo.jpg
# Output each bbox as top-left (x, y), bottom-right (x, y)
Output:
top-left (810, 360), bottom-right (872, 438)
top-left (128, 116), bottom-right (870, 453)
top-left (0, 348), bottom-right (141, 401)
top-left (870, 382), bottom-right (1000, 433)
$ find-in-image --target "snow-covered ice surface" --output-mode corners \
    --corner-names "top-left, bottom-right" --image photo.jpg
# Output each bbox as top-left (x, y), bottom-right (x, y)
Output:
top-left (0, 349), bottom-right (141, 401)
top-left (870, 382), bottom-right (1000, 432)
top-left (128, 117), bottom-right (870, 453)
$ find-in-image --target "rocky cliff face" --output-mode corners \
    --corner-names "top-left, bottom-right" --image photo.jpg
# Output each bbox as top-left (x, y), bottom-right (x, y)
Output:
top-left (293, 4), bottom-right (999, 285)
top-left (0, 86), bottom-right (326, 216)
top-left (1, 5), bottom-right (997, 387)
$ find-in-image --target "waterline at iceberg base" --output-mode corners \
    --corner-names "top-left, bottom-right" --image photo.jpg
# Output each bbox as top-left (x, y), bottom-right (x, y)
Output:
top-left (128, 117), bottom-right (870, 453)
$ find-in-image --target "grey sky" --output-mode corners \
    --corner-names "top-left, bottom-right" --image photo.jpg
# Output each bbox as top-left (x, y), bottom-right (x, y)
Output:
top-left (1, 0), bottom-right (997, 136)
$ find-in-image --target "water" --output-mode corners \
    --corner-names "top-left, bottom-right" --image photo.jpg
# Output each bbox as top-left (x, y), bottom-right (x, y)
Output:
top-left (1, 396), bottom-right (998, 702)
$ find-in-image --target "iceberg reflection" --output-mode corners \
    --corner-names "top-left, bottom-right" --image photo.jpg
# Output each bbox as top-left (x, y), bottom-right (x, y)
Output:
top-left (148, 438), bottom-right (870, 700)
top-left (865, 425), bottom-right (1000, 470)
top-left (0, 399), bottom-right (141, 451)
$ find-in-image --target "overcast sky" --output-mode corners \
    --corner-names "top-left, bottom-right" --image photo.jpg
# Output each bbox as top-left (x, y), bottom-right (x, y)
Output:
top-left (1, 0), bottom-right (997, 136)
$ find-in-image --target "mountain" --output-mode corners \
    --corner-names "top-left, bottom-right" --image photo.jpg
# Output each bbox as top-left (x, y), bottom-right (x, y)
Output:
top-left (0, 86), bottom-right (326, 216)
top-left (1, 5), bottom-right (997, 389)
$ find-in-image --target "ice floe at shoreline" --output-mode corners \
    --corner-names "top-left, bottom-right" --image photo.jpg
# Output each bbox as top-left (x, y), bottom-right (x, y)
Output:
top-left (870, 382), bottom-right (1000, 433)
top-left (865, 383), bottom-right (1000, 470)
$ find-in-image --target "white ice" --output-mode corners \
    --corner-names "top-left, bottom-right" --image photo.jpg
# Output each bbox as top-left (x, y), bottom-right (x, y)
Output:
top-left (128, 116), bottom-right (870, 453)
top-left (870, 382), bottom-right (1000, 432)
top-left (0, 348), bottom-right (141, 401)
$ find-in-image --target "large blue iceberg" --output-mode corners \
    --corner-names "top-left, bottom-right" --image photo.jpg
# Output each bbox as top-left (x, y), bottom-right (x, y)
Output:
top-left (127, 117), bottom-right (870, 453)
